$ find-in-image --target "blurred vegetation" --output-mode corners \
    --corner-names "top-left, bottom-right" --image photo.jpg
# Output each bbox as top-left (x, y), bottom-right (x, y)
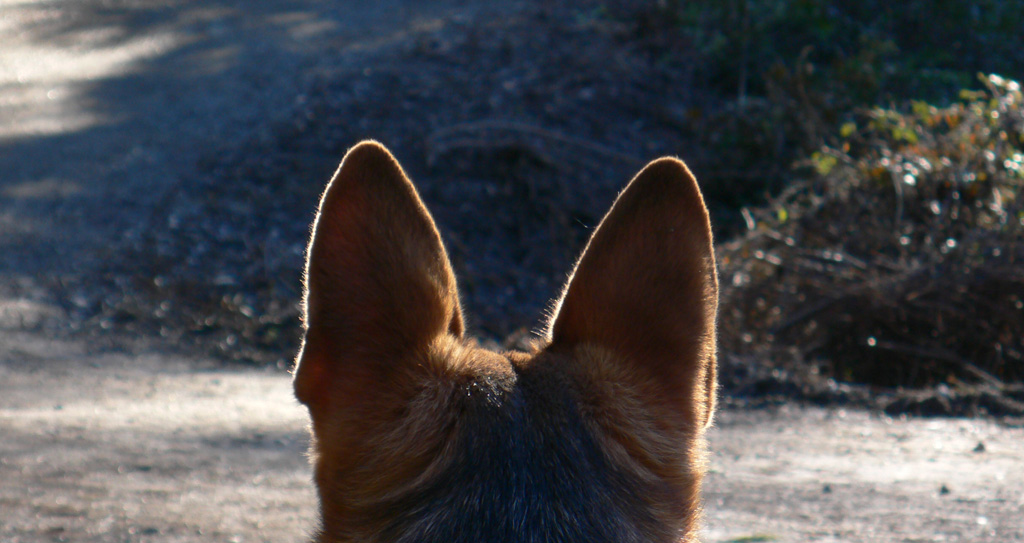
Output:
top-left (616, 0), bottom-right (1024, 231)
top-left (624, 0), bottom-right (1024, 409)
top-left (651, 0), bottom-right (1023, 100)
top-left (565, 1), bottom-right (1024, 411)
top-left (719, 74), bottom-right (1023, 393)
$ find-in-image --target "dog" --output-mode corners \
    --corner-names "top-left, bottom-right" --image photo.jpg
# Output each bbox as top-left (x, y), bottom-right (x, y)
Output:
top-left (292, 140), bottom-right (718, 542)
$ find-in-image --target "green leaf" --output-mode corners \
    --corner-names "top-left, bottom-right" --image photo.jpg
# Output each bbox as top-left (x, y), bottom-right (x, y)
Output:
top-left (777, 207), bottom-right (789, 223)
top-left (812, 151), bottom-right (838, 175)
top-left (840, 122), bottom-right (857, 139)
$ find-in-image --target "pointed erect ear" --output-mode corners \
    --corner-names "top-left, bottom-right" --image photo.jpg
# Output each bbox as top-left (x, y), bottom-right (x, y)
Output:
top-left (294, 141), bottom-right (463, 408)
top-left (548, 157), bottom-right (719, 427)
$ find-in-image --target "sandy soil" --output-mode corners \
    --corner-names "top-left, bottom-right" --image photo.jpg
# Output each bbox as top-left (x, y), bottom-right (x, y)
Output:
top-left (0, 332), bottom-right (314, 542)
top-left (3, 331), bottom-right (1022, 543)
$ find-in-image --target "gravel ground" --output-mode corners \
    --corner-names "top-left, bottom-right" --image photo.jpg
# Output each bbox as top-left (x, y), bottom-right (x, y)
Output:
top-left (2, 332), bottom-right (1022, 542)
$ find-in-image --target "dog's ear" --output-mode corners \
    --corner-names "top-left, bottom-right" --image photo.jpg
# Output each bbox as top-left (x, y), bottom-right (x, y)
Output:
top-left (548, 157), bottom-right (718, 428)
top-left (293, 141), bottom-right (463, 409)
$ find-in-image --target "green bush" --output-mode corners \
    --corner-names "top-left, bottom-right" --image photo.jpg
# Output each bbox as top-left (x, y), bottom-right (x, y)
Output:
top-left (615, 0), bottom-right (1024, 233)
top-left (641, 0), bottom-right (1024, 101)
top-left (719, 74), bottom-right (1024, 388)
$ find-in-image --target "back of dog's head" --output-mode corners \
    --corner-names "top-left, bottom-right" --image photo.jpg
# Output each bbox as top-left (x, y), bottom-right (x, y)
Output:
top-left (293, 141), bottom-right (718, 543)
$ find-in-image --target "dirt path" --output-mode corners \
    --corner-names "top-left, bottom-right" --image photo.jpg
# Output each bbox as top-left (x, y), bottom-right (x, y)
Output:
top-left (705, 409), bottom-right (1023, 542)
top-left (0, 0), bottom-right (514, 287)
top-left (0, 333), bottom-right (314, 542)
top-left (2, 332), bottom-right (1021, 543)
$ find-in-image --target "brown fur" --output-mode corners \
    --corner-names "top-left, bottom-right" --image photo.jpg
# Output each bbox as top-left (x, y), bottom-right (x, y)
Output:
top-left (293, 141), bottom-right (718, 542)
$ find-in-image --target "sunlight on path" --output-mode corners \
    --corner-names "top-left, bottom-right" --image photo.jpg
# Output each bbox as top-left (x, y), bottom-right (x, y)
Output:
top-left (1, 334), bottom-right (1022, 542)
top-left (704, 408), bottom-right (1024, 543)
top-left (0, 336), bottom-right (315, 542)
top-left (0, 2), bottom-right (182, 140)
